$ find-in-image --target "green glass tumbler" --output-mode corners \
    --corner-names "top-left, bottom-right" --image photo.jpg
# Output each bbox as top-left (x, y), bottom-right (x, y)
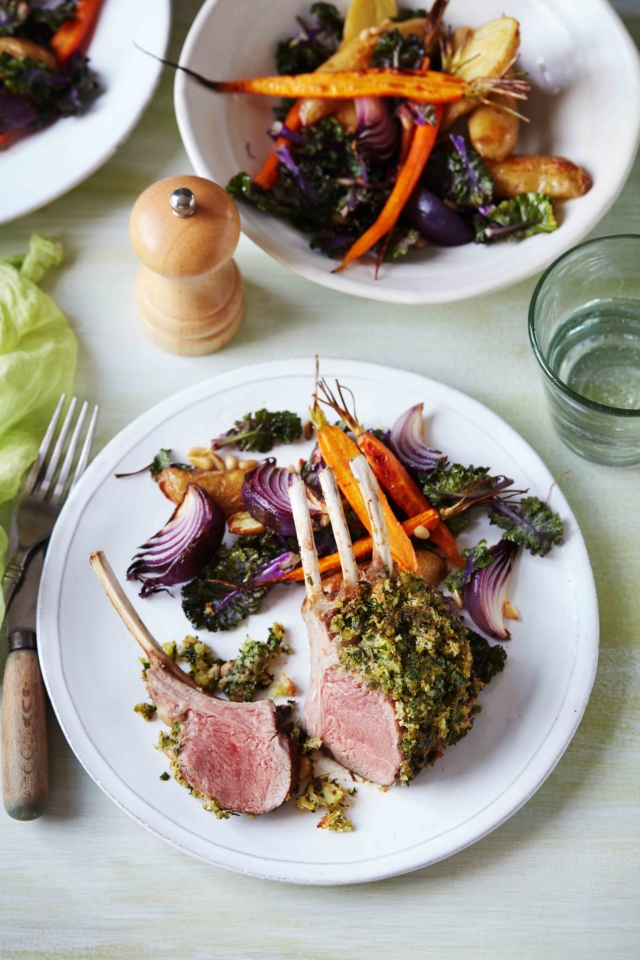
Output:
top-left (529, 235), bottom-right (640, 466)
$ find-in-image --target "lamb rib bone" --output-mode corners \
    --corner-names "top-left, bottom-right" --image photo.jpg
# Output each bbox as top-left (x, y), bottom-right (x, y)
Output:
top-left (290, 460), bottom-right (404, 786)
top-left (89, 551), bottom-right (298, 816)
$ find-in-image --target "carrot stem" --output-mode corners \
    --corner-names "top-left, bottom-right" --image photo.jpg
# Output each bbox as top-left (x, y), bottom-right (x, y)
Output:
top-left (335, 104), bottom-right (442, 272)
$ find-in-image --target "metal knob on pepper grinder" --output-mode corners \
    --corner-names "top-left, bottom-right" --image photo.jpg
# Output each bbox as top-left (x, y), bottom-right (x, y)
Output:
top-left (129, 175), bottom-right (244, 356)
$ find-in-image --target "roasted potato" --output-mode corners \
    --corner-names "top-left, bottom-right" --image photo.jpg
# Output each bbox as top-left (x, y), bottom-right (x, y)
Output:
top-left (468, 94), bottom-right (519, 161)
top-left (158, 466), bottom-right (248, 517)
top-left (416, 550), bottom-right (447, 587)
top-left (442, 17), bottom-right (520, 131)
top-left (485, 155), bottom-right (592, 200)
top-left (227, 511), bottom-right (266, 536)
top-left (0, 37), bottom-right (57, 70)
top-left (342, 0), bottom-right (399, 44)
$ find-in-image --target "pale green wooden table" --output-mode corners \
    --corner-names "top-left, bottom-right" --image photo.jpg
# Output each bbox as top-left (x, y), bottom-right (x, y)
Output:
top-left (1, 3), bottom-right (639, 957)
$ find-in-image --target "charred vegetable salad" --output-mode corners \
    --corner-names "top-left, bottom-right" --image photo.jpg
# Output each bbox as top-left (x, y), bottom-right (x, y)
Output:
top-left (120, 375), bottom-right (563, 645)
top-left (156, 0), bottom-right (592, 272)
top-left (115, 370), bottom-right (568, 827)
top-left (0, 0), bottom-right (102, 148)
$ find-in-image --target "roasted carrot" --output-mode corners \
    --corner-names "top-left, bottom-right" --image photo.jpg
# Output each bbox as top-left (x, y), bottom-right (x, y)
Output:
top-left (311, 406), bottom-right (418, 572)
top-left (316, 378), bottom-right (463, 566)
top-left (276, 508), bottom-right (440, 584)
top-left (254, 101), bottom-right (302, 191)
top-left (335, 104), bottom-right (442, 272)
top-left (51, 0), bottom-right (103, 63)
top-left (200, 70), bottom-right (466, 102)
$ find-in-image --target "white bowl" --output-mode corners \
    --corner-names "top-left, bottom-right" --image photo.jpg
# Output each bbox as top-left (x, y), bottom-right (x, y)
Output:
top-left (0, 0), bottom-right (170, 226)
top-left (175, 0), bottom-right (640, 305)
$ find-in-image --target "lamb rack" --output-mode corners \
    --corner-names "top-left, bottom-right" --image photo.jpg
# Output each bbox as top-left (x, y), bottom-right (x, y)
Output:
top-left (289, 455), bottom-right (480, 787)
top-left (90, 551), bottom-right (299, 816)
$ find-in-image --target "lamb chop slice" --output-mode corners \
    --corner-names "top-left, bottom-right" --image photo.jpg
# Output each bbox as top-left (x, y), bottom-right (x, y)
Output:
top-left (289, 459), bottom-right (404, 786)
top-left (289, 456), bottom-right (477, 788)
top-left (89, 551), bottom-right (298, 816)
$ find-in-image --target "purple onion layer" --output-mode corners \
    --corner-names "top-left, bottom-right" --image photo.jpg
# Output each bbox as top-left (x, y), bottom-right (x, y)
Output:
top-left (463, 540), bottom-right (518, 639)
top-left (389, 403), bottom-right (447, 475)
top-left (127, 483), bottom-right (225, 597)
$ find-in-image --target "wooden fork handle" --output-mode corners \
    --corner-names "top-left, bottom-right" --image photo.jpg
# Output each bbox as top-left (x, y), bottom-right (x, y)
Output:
top-left (2, 635), bottom-right (48, 821)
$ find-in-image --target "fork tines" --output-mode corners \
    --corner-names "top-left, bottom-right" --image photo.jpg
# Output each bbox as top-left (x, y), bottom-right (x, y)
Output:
top-left (27, 395), bottom-right (99, 506)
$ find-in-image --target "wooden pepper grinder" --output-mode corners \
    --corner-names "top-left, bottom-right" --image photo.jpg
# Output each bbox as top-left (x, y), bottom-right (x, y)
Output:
top-left (129, 175), bottom-right (244, 356)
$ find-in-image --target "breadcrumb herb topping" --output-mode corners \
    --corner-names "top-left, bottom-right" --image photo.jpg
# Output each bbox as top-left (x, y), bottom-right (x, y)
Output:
top-left (331, 572), bottom-right (480, 784)
top-left (133, 702), bottom-right (157, 721)
top-left (296, 773), bottom-right (356, 831)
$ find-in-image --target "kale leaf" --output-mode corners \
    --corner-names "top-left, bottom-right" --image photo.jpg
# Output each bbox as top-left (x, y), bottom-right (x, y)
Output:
top-left (28, 1), bottom-right (77, 35)
top-left (371, 28), bottom-right (425, 69)
top-left (211, 408), bottom-right (302, 453)
top-left (150, 449), bottom-right (173, 480)
top-left (444, 512), bottom-right (472, 537)
top-left (489, 496), bottom-right (563, 556)
top-left (420, 461), bottom-right (492, 508)
top-left (221, 623), bottom-right (286, 701)
top-left (392, 7), bottom-right (427, 21)
top-left (311, 2), bottom-right (343, 39)
top-left (468, 630), bottom-right (507, 685)
top-left (276, 2), bottom-right (343, 75)
top-left (426, 135), bottom-right (494, 208)
top-left (382, 226), bottom-right (421, 262)
top-left (181, 532), bottom-right (289, 632)
top-left (0, 52), bottom-right (98, 122)
top-left (229, 118), bottom-right (391, 259)
top-left (0, 1), bottom-right (28, 35)
top-left (227, 172), bottom-right (296, 218)
top-left (474, 192), bottom-right (558, 243)
top-left (445, 539), bottom-right (494, 593)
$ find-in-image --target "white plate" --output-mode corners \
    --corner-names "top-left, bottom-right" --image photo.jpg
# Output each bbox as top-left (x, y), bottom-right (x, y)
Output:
top-left (0, 0), bottom-right (170, 225)
top-left (175, 0), bottom-right (640, 304)
top-left (38, 358), bottom-right (598, 884)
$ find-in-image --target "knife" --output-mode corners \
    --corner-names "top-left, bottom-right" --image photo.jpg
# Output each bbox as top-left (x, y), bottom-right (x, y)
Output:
top-left (2, 544), bottom-right (48, 821)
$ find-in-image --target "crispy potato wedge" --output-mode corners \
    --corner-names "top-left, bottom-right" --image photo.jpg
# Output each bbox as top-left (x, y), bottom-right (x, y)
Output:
top-left (485, 155), bottom-right (592, 200)
top-left (442, 17), bottom-right (520, 131)
top-left (299, 17), bottom-right (426, 127)
top-left (158, 466), bottom-right (248, 517)
top-left (343, 0), bottom-right (398, 44)
top-left (455, 17), bottom-right (520, 82)
top-left (468, 94), bottom-right (519, 160)
top-left (416, 549), bottom-right (447, 587)
top-left (227, 511), bottom-right (266, 536)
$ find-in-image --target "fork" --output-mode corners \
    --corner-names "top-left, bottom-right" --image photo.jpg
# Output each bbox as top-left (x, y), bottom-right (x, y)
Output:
top-left (1, 395), bottom-right (98, 821)
top-left (2, 395), bottom-right (99, 611)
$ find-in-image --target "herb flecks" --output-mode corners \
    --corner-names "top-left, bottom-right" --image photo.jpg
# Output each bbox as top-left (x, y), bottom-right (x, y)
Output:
top-left (331, 573), bottom-right (478, 783)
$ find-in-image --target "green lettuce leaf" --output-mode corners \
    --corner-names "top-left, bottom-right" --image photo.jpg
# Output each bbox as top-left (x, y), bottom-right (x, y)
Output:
top-left (0, 234), bottom-right (76, 623)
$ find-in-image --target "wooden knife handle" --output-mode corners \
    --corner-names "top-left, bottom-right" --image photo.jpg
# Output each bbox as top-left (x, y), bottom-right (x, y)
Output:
top-left (2, 635), bottom-right (48, 820)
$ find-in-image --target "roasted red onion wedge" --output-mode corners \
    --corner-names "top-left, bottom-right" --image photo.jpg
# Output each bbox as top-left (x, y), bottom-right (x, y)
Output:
top-left (463, 539), bottom-right (517, 640)
top-left (389, 403), bottom-right (446, 475)
top-left (127, 483), bottom-right (224, 597)
top-left (242, 459), bottom-right (326, 536)
top-left (90, 552), bottom-right (298, 816)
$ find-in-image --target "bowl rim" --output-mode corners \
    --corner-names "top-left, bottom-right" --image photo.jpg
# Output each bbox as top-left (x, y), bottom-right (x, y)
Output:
top-left (174, 0), bottom-right (640, 305)
top-left (528, 233), bottom-right (640, 418)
